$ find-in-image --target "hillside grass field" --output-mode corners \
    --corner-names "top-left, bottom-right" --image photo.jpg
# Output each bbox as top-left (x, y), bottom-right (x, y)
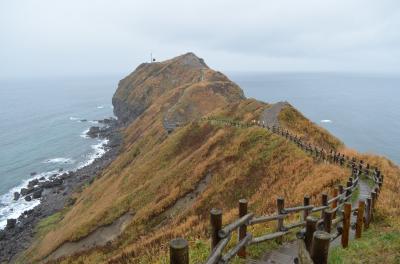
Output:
top-left (17, 54), bottom-right (400, 263)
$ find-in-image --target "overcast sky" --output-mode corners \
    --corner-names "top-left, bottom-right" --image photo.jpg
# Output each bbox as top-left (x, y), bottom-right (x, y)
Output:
top-left (1, 0), bottom-right (399, 79)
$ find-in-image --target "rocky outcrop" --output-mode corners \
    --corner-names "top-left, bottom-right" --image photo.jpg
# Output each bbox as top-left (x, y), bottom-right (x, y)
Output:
top-left (112, 52), bottom-right (245, 124)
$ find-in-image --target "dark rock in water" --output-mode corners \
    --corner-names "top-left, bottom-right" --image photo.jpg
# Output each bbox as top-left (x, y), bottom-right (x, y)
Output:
top-left (32, 189), bottom-right (42, 199)
top-left (98, 117), bottom-right (117, 125)
top-left (30, 172), bottom-right (37, 176)
top-left (6, 219), bottom-right (16, 229)
top-left (20, 188), bottom-right (34, 196)
top-left (24, 196), bottom-right (32, 202)
top-left (60, 173), bottom-right (70, 180)
top-left (80, 119), bottom-right (87, 122)
top-left (58, 168), bottom-right (63, 172)
top-left (39, 176), bottom-right (45, 180)
top-left (27, 179), bottom-right (39, 188)
top-left (41, 178), bottom-right (63, 188)
top-left (13, 192), bottom-right (20, 201)
top-left (87, 126), bottom-right (101, 138)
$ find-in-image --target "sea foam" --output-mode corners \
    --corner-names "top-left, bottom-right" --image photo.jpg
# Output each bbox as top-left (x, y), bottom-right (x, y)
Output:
top-left (43, 158), bottom-right (75, 164)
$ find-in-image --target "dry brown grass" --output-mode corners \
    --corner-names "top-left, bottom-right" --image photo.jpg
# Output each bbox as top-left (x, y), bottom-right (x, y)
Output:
top-left (29, 107), bottom-right (349, 263)
top-left (278, 105), bottom-right (343, 150)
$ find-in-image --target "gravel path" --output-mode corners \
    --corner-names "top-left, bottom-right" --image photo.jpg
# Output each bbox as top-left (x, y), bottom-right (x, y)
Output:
top-left (260, 102), bottom-right (290, 127)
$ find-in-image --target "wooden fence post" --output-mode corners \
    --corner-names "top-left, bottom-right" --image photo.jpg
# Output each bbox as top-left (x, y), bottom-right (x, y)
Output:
top-left (371, 191), bottom-right (377, 210)
top-left (170, 238), bottom-right (189, 264)
top-left (303, 196), bottom-right (310, 221)
top-left (210, 208), bottom-right (222, 250)
top-left (321, 193), bottom-right (328, 219)
top-left (332, 187), bottom-right (339, 218)
top-left (276, 197), bottom-right (285, 244)
top-left (323, 210), bottom-right (333, 233)
top-left (305, 216), bottom-right (319, 252)
top-left (311, 231), bottom-right (330, 264)
top-left (238, 199), bottom-right (247, 258)
top-left (346, 181), bottom-right (352, 200)
top-left (356, 200), bottom-right (365, 239)
top-left (341, 203), bottom-right (351, 248)
top-left (365, 197), bottom-right (372, 229)
top-left (371, 191), bottom-right (377, 222)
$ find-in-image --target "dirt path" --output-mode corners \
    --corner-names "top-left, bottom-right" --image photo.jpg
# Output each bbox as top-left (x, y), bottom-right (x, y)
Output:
top-left (45, 172), bottom-right (212, 262)
top-left (248, 241), bottom-right (299, 264)
top-left (44, 212), bottom-right (134, 261)
top-left (260, 102), bottom-right (290, 127)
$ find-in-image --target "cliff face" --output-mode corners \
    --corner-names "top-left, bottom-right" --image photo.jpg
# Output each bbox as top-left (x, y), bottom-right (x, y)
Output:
top-left (112, 52), bottom-right (244, 124)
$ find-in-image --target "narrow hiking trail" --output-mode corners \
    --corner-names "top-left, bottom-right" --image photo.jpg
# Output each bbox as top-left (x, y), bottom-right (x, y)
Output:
top-left (200, 104), bottom-right (380, 264)
top-left (250, 177), bottom-right (372, 264)
top-left (248, 103), bottom-right (374, 264)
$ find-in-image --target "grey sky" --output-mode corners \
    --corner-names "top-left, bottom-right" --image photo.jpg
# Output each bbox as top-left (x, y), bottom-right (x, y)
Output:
top-left (1, 0), bottom-right (399, 79)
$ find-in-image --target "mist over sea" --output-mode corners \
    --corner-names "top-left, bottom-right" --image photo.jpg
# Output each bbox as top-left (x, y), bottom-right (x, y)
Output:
top-left (0, 72), bottom-right (399, 228)
top-left (229, 72), bottom-right (400, 164)
top-left (0, 76), bottom-right (118, 227)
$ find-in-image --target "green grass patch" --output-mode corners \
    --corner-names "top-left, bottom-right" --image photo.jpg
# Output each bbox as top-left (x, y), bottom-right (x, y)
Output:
top-left (329, 221), bottom-right (400, 264)
top-left (35, 211), bottom-right (64, 237)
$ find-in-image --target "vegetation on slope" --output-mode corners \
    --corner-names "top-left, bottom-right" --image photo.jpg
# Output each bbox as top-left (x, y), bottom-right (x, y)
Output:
top-left (21, 53), bottom-right (400, 264)
top-left (278, 105), bottom-right (343, 151)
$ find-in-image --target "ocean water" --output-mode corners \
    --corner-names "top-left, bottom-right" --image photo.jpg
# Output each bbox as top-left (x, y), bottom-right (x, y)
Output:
top-left (229, 72), bottom-right (400, 164)
top-left (0, 76), bottom-right (118, 228)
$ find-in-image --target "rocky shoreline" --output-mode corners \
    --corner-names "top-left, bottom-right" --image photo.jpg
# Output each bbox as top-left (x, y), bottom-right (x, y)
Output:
top-left (0, 118), bottom-right (122, 263)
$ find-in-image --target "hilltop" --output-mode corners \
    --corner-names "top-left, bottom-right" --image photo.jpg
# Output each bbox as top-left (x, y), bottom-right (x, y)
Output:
top-left (17, 53), bottom-right (400, 263)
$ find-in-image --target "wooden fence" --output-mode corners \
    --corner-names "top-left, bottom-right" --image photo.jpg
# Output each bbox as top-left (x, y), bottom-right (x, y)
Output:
top-left (169, 118), bottom-right (384, 264)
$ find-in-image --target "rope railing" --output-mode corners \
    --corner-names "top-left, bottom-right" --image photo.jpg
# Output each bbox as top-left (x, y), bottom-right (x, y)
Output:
top-left (168, 118), bottom-right (384, 264)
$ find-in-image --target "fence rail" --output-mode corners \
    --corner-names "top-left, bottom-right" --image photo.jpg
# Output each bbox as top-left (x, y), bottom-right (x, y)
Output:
top-left (168, 118), bottom-right (384, 264)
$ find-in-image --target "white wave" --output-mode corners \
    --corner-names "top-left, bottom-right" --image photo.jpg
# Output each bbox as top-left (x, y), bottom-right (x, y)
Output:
top-left (320, 119), bottom-right (332, 123)
top-left (89, 120), bottom-right (99, 124)
top-left (97, 105), bottom-right (105, 109)
top-left (43, 158), bottom-right (75, 164)
top-left (0, 130), bottom-right (111, 230)
top-left (69, 116), bottom-right (81, 121)
top-left (0, 170), bottom-right (60, 229)
top-left (80, 129), bottom-right (90, 139)
top-left (78, 139), bottom-right (109, 169)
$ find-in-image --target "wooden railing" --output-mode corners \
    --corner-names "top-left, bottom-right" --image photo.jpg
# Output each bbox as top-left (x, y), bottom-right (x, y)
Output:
top-left (168, 118), bottom-right (384, 264)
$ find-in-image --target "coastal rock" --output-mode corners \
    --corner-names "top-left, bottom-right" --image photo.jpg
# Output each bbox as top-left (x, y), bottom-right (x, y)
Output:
top-left (87, 126), bottom-right (101, 138)
top-left (20, 188), bottom-right (34, 196)
top-left (0, 230), bottom-right (5, 240)
top-left (32, 189), bottom-right (43, 199)
top-left (24, 196), bottom-right (32, 202)
top-left (6, 219), bottom-right (16, 229)
top-left (30, 172), bottom-right (37, 176)
top-left (39, 176), bottom-right (45, 180)
top-left (28, 179), bottom-right (39, 188)
top-left (13, 192), bottom-right (20, 201)
top-left (80, 119), bottom-right (87, 122)
top-left (41, 178), bottom-right (63, 188)
top-left (59, 168), bottom-right (64, 172)
top-left (98, 117), bottom-right (117, 125)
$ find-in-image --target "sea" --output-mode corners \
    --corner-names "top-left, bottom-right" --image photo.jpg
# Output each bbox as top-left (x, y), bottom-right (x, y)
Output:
top-left (0, 72), bottom-right (399, 229)
top-left (0, 76), bottom-right (118, 229)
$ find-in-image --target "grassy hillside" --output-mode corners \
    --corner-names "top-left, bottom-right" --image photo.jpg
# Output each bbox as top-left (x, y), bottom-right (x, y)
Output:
top-left (20, 53), bottom-right (400, 263)
top-left (278, 104), bottom-right (343, 150)
top-left (22, 99), bottom-right (349, 263)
